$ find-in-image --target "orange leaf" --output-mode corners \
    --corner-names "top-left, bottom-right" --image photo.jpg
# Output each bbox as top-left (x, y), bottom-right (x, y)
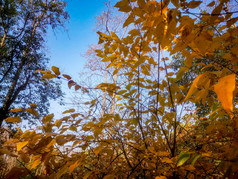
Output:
top-left (214, 74), bottom-right (236, 113)
top-left (17, 141), bottom-right (28, 151)
top-left (155, 176), bottom-right (167, 179)
top-left (63, 74), bottom-right (72, 80)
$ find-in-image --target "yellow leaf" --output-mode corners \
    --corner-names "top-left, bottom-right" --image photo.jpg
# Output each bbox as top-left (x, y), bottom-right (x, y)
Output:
top-left (5, 116), bottom-right (21, 123)
top-left (69, 125), bottom-right (77, 132)
top-left (63, 108), bottom-right (75, 114)
top-left (34, 70), bottom-right (51, 74)
top-left (184, 73), bottom-right (207, 101)
top-left (176, 67), bottom-right (189, 80)
top-left (155, 176), bottom-right (167, 179)
top-left (9, 108), bottom-right (24, 113)
top-left (69, 161), bottom-right (78, 174)
top-left (29, 104), bottom-right (37, 108)
top-left (52, 66), bottom-right (60, 75)
top-left (25, 108), bottom-right (39, 118)
top-left (31, 159), bottom-right (41, 169)
top-left (214, 74), bottom-right (236, 113)
top-left (114, 0), bottom-right (131, 12)
top-left (42, 74), bottom-right (57, 79)
top-left (17, 141), bottom-right (28, 151)
top-left (42, 114), bottom-right (54, 123)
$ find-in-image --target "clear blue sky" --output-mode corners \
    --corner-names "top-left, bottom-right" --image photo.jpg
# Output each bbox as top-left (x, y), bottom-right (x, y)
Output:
top-left (47, 0), bottom-right (117, 116)
top-left (47, 0), bottom-right (116, 77)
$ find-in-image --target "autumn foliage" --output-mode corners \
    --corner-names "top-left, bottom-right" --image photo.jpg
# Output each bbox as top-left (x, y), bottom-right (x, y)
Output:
top-left (1, 0), bottom-right (238, 178)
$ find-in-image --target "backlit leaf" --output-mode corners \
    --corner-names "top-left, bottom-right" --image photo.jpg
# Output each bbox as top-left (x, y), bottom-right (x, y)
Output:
top-left (191, 153), bottom-right (201, 166)
top-left (214, 74), bottom-right (236, 113)
top-left (177, 151), bottom-right (190, 166)
top-left (17, 141), bottom-right (28, 151)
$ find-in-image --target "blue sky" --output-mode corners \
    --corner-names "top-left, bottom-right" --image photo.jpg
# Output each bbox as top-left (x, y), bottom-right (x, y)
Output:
top-left (47, 0), bottom-right (116, 77)
top-left (47, 0), bottom-right (117, 116)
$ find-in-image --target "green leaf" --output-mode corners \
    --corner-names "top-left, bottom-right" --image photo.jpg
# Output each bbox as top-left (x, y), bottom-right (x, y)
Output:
top-left (191, 153), bottom-right (201, 166)
top-left (177, 151), bottom-right (190, 166)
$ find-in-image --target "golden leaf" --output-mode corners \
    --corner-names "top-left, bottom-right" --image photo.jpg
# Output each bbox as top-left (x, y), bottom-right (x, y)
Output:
top-left (42, 74), bottom-right (57, 79)
top-left (31, 159), bottom-right (41, 169)
top-left (42, 114), bottom-right (54, 123)
top-left (5, 117), bottom-right (21, 123)
top-left (9, 108), bottom-right (24, 113)
top-left (52, 66), bottom-right (60, 75)
top-left (34, 70), bottom-right (51, 74)
top-left (25, 108), bottom-right (39, 118)
top-left (184, 73), bottom-right (207, 101)
top-left (17, 141), bottom-right (28, 151)
top-left (63, 108), bottom-right (75, 114)
top-left (214, 74), bottom-right (236, 113)
top-left (29, 104), bottom-right (37, 108)
top-left (69, 161), bottom-right (78, 174)
top-left (155, 176), bottom-right (167, 179)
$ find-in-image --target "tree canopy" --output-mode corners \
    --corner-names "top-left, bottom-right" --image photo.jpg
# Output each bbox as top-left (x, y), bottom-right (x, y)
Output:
top-left (1, 0), bottom-right (238, 178)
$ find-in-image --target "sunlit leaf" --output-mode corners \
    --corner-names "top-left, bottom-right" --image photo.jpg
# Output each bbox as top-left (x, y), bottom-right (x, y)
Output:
top-left (17, 141), bottom-right (28, 151)
top-left (177, 151), bottom-right (190, 166)
top-left (5, 117), bottom-right (21, 123)
top-left (214, 74), bottom-right (236, 113)
top-left (191, 153), bottom-right (201, 166)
